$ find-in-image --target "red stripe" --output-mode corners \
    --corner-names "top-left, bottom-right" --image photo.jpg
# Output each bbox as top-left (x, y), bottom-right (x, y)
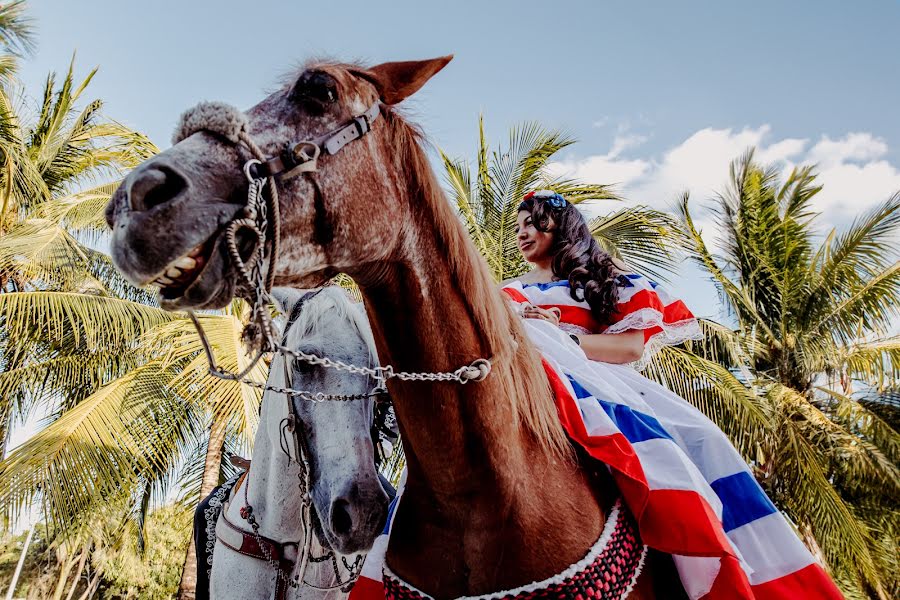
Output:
top-left (545, 361), bottom-right (738, 556)
top-left (350, 576), bottom-right (385, 600)
top-left (613, 290), bottom-right (695, 325)
top-left (750, 564), bottom-right (844, 600)
top-left (544, 359), bottom-right (843, 598)
top-left (501, 288), bottom-right (600, 332)
top-left (502, 287), bottom-right (529, 304)
top-left (554, 305), bottom-right (599, 332)
top-left (642, 325), bottom-right (663, 343)
top-left (699, 555), bottom-right (755, 599)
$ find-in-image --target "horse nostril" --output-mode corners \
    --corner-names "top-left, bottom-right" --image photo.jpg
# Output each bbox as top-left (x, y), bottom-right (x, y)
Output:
top-left (128, 166), bottom-right (186, 212)
top-left (330, 499), bottom-right (354, 536)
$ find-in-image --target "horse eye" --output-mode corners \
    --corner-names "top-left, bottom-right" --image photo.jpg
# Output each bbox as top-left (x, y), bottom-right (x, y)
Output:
top-left (293, 360), bottom-right (315, 375)
top-left (290, 71), bottom-right (338, 108)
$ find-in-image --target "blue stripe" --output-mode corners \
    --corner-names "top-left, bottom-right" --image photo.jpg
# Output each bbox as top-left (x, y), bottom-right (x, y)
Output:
top-left (622, 272), bottom-right (659, 288)
top-left (566, 375), bottom-right (672, 443)
top-left (710, 471), bottom-right (778, 531)
top-left (565, 373), bottom-right (776, 534)
top-left (522, 280), bottom-right (570, 290)
top-left (382, 495), bottom-right (400, 534)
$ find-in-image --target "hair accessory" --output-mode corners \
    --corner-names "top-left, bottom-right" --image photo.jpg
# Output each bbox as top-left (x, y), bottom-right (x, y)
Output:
top-left (521, 189), bottom-right (568, 210)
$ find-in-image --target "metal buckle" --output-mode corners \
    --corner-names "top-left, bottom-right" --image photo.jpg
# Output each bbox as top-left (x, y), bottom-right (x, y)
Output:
top-left (243, 158), bottom-right (263, 182)
top-left (290, 141), bottom-right (320, 172)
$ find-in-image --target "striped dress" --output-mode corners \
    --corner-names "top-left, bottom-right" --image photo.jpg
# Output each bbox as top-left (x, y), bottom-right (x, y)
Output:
top-left (352, 275), bottom-right (843, 600)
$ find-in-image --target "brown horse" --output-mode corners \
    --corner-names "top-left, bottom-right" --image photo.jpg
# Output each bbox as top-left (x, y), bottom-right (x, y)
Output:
top-left (105, 57), bottom-right (682, 599)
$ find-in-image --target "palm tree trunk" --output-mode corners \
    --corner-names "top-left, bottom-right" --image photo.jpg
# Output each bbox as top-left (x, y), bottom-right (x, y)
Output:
top-left (4, 525), bottom-right (34, 600)
top-left (52, 551), bottom-right (78, 600)
top-left (76, 570), bottom-right (100, 600)
top-left (64, 547), bottom-right (88, 600)
top-left (176, 411), bottom-right (228, 600)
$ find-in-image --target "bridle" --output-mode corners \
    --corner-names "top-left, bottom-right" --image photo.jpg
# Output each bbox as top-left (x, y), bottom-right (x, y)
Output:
top-left (172, 94), bottom-right (502, 595)
top-left (175, 99), bottom-right (497, 393)
top-left (217, 288), bottom-right (379, 595)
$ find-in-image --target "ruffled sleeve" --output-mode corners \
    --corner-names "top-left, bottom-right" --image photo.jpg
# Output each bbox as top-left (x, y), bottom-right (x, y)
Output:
top-left (603, 273), bottom-right (703, 370)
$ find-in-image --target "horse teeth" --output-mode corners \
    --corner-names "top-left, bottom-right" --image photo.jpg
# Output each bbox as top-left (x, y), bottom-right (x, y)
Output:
top-left (188, 245), bottom-right (204, 258)
top-left (157, 276), bottom-right (174, 285)
top-left (166, 267), bottom-right (182, 278)
top-left (175, 256), bottom-right (197, 270)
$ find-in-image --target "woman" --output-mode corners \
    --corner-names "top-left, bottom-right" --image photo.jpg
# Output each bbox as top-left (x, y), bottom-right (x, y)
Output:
top-left (507, 189), bottom-right (702, 368)
top-left (497, 190), bottom-right (841, 599)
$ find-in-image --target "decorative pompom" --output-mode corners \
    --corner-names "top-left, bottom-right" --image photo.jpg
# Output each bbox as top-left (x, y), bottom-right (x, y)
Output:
top-left (172, 101), bottom-right (248, 145)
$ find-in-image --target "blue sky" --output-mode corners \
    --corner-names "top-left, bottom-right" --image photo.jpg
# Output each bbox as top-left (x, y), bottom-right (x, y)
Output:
top-left (19, 0), bottom-right (900, 318)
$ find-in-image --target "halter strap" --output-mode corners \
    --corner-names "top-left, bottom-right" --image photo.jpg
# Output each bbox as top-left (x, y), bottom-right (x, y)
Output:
top-left (247, 102), bottom-right (381, 180)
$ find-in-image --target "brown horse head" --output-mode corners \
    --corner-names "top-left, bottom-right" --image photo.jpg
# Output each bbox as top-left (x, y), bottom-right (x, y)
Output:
top-left (105, 56), bottom-right (452, 309)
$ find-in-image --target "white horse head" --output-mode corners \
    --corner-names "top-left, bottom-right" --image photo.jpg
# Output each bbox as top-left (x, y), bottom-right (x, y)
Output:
top-left (211, 287), bottom-right (389, 599)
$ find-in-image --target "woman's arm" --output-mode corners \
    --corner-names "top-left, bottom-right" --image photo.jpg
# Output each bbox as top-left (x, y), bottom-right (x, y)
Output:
top-left (572, 330), bottom-right (644, 364)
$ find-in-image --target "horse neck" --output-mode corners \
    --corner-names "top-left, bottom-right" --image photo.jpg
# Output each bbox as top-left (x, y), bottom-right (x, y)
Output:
top-left (246, 386), bottom-right (306, 541)
top-left (351, 156), bottom-right (568, 502)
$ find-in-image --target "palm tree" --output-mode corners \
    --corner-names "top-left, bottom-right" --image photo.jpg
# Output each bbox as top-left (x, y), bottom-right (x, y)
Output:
top-left (0, 1), bottom-right (35, 58)
top-left (0, 57), bottom-right (157, 453)
top-left (0, 57), bottom-right (266, 598)
top-left (679, 150), bottom-right (900, 599)
top-left (442, 116), bottom-right (771, 441)
top-left (441, 116), bottom-right (681, 282)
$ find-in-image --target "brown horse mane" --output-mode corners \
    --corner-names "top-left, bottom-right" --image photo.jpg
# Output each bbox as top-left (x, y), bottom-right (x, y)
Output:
top-left (380, 102), bottom-right (572, 459)
top-left (290, 59), bottom-right (570, 458)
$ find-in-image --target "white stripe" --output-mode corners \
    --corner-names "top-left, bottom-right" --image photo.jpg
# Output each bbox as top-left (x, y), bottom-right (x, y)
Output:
top-left (672, 555), bottom-right (722, 600)
top-left (602, 363), bottom-right (756, 484)
top-left (631, 438), bottom-right (724, 519)
top-left (514, 283), bottom-right (587, 309)
top-left (727, 512), bottom-right (816, 585)
top-left (360, 534), bottom-right (389, 580)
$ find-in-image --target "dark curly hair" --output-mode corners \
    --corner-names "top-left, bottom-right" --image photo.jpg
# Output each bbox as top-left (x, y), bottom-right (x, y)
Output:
top-left (519, 192), bottom-right (620, 324)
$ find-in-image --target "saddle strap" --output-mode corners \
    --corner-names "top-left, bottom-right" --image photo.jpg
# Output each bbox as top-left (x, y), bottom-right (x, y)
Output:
top-left (215, 500), bottom-right (298, 600)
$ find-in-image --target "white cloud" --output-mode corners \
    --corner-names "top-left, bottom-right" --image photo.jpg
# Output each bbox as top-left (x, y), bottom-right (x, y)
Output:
top-left (806, 133), bottom-right (888, 167)
top-left (547, 132), bottom-right (651, 187)
top-left (550, 125), bottom-right (900, 221)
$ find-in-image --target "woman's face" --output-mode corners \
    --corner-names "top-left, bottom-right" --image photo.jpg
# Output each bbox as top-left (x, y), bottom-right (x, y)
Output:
top-left (516, 210), bottom-right (555, 264)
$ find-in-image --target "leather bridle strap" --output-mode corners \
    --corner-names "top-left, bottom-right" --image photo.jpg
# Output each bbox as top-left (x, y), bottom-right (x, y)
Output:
top-left (247, 102), bottom-right (380, 181)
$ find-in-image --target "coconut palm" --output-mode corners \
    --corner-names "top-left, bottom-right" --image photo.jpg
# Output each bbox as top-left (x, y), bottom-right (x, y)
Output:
top-left (441, 116), bottom-right (682, 282)
top-left (442, 116), bottom-right (771, 442)
top-left (679, 150), bottom-right (900, 599)
top-left (0, 56), bottom-right (265, 598)
top-left (0, 58), bottom-right (157, 454)
top-left (0, 1), bottom-right (35, 58)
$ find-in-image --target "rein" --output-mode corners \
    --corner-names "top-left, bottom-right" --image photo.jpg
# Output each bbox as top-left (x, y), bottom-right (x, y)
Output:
top-left (223, 289), bottom-right (366, 595)
top-left (176, 99), bottom-right (498, 394)
top-left (172, 99), bottom-right (502, 596)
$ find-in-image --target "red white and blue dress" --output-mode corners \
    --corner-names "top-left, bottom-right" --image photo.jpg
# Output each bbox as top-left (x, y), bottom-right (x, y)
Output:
top-left (352, 274), bottom-right (842, 600)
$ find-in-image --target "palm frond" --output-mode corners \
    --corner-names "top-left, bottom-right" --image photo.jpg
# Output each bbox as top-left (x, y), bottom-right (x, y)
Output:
top-left (0, 1), bottom-right (36, 57)
top-left (0, 291), bottom-right (173, 353)
top-left (769, 385), bottom-right (887, 595)
top-left (141, 314), bottom-right (264, 444)
top-left (643, 346), bottom-right (771, 460)
top-left (0, 363), bottom-right (180, 534)
top-left (33, 181), bottom-right (121, 234)
top-left (588, 205), bottom-right (681, 281)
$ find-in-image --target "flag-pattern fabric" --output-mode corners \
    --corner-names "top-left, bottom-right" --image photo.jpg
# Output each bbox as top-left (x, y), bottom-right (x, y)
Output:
top-left (350, 276), bottom-right (842, 599)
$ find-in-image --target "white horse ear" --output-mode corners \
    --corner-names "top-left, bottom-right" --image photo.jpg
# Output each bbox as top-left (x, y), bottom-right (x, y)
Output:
top-left (270, 287), bottom-right (309, 316)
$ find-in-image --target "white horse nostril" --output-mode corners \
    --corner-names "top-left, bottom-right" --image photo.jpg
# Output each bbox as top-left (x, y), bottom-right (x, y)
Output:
top-left (331, 499), bottom-right (354, 535)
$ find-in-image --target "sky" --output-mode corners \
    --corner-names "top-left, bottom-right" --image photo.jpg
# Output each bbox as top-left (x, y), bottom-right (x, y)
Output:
top-left (6, 0), bottom-right (900, 530)
top-left (16, 1), bottom-right (900, 316)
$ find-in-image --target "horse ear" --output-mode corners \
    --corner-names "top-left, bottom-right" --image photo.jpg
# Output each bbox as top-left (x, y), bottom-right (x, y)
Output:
top-left (355, 55), bottom-right (453, 105)
top-left (270, 287), bottom-right (308, 315)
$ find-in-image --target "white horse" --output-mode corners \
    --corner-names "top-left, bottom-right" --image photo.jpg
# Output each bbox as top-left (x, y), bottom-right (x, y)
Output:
top-left (209, 287), bottom-right (391, 600)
